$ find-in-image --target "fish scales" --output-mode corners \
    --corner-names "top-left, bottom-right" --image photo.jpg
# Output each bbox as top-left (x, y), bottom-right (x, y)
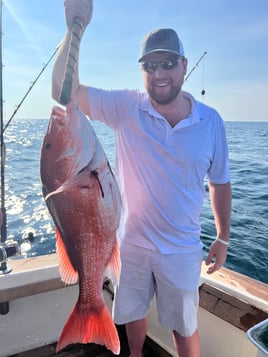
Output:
top-left (40, 100), bottom-right (121, 354)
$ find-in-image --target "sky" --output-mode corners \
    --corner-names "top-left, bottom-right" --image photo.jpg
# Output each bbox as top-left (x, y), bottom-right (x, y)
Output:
top-left (2, 0), bottom-right (268, 123)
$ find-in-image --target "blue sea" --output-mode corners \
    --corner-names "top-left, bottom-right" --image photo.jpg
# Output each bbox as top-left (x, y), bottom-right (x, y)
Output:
top-left (2, 119), bottom-right (268, 284)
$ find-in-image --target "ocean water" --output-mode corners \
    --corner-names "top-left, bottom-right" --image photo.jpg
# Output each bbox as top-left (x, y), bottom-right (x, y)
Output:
top-left (1, 119), bottom-right (268, 284)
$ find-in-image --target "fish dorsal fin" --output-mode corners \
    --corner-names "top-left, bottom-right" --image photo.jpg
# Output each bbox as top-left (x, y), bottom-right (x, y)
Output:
top-left (104, 240), bottom-right (121, 286)
top-left (56, 228), bottom-right (78, 284)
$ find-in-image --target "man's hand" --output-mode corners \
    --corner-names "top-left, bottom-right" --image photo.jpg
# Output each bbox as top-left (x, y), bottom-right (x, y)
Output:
top-left (205, 240), bottom-right (228, 274)
top-left (64, 0), bottom-right (93, 33)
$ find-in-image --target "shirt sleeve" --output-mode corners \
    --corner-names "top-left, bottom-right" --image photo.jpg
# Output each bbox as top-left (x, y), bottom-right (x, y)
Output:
top-left (207, 116), bottom-right (231, 184)
top-left (88, 87), bottom-right (141, 130)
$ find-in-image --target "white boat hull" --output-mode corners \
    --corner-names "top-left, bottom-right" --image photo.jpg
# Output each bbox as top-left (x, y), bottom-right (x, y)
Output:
top-left (0, 254), bottom-right (267, 357)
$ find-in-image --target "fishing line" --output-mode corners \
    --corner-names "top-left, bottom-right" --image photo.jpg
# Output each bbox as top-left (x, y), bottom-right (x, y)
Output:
top-left (201, 54), bottom-right (206, 98)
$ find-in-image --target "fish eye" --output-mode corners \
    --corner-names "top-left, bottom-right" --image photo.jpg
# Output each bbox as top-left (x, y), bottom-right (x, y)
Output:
top-left (45, 142), bottom-right (51, 149)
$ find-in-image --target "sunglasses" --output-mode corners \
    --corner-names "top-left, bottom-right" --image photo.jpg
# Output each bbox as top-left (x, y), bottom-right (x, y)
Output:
top-left (142, 57), bottom-right (180, 73)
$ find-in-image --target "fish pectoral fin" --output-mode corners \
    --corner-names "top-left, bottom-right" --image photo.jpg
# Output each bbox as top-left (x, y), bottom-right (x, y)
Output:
top-left (56, 303), bottom-right (120, 355)
top-left (45, 185), bottom-right (65, 200)
top-left (56, 228), bottom-right (78, 284)
top-left (104, 240), bottom-right (121, 286)
top-left (45, 178), bottom-right (77, 201)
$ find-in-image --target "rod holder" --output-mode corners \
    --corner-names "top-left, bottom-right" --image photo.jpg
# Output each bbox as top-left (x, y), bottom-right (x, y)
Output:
top-left (0, 241), bottom-right (20, 315)
top-left (0, 240), bottom-right (20, 274)
top-left (0, 301), bottom-right (9, 315)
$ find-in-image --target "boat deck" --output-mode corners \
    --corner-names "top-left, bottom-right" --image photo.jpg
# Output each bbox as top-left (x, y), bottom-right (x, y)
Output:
top-left (2, 254), bottom-right (268, 357)
top-left (11, 325), bottom-right (172, 357)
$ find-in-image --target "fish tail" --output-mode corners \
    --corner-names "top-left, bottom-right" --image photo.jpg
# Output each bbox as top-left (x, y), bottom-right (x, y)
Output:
top-left (56, 302), bottom-right (120, 355)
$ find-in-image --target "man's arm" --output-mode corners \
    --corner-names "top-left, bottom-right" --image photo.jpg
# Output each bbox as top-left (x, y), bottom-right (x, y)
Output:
top-left (52, 0), bottom-right (93, 116)
top-left (206, 181), bottom-right (232, 274)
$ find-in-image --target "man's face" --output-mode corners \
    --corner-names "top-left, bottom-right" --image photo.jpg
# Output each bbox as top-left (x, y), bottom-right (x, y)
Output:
top-left (141, 52), bottom-right (187, 105)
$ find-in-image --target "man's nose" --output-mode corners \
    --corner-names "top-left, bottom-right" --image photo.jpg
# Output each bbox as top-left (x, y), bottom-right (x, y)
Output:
top-left (153, 65), bottom-right (166, 77)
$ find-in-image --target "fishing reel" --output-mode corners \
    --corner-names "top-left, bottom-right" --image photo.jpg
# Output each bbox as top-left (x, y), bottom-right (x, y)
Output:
top-left (0, 240), bottom-right (20, 274)
top-left (0, 241), bottom-right (20, 315)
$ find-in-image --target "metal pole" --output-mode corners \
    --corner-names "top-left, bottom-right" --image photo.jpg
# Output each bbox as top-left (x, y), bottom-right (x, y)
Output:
top-left (0, 0), bottom-right (6, 247)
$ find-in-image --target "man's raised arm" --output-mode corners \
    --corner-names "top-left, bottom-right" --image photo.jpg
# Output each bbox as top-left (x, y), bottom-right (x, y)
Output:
top-left (52, 0), bottom-right (93, 115)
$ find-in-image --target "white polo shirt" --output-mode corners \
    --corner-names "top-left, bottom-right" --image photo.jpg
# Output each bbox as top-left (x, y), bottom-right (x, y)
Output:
top-left (88, 88), bottom-right (230, 253)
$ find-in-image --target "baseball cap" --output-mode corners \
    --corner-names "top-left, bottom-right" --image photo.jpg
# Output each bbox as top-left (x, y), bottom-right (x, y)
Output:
top-left (138, 28), bottom-right (185, 62)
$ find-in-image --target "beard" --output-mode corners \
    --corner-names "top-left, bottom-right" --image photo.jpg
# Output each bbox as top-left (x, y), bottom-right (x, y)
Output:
top-left (147, 82), bottom-right (181, 105)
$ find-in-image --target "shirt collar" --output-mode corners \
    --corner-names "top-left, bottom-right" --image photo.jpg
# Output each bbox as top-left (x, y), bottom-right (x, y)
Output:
top-left (139, 91), bottom-right (201, 129)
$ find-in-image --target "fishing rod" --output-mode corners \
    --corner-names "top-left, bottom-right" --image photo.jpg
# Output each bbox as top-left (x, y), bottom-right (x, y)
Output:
top-left (1, 43), bottom-right (60, 235)
top-left (3, 43), bottom-right (60, 132)
top-left (184, 51), bottom-right (207, 82)
top-left (0, 38), bottom-right (59, 280)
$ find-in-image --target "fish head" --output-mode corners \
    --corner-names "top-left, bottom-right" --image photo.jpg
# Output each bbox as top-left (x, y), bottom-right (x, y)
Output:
top-left (40, 100), bottom-right (96, 193)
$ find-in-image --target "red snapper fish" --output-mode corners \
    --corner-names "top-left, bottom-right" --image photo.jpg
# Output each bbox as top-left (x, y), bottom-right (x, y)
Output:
top-left (40, 100), bottom-right (121, 354)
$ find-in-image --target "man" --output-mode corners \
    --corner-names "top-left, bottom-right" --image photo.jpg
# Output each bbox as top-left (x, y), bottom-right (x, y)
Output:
top-left (52, 1), bottom-right (232, 356)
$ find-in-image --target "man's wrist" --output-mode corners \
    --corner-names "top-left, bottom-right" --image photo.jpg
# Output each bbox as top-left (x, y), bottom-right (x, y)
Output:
top-left (215, 236), bottom-right (229, 246)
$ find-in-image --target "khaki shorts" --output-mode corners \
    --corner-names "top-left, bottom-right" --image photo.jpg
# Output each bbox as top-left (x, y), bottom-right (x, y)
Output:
top-left (113, 243), bottom-right (203, 337)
